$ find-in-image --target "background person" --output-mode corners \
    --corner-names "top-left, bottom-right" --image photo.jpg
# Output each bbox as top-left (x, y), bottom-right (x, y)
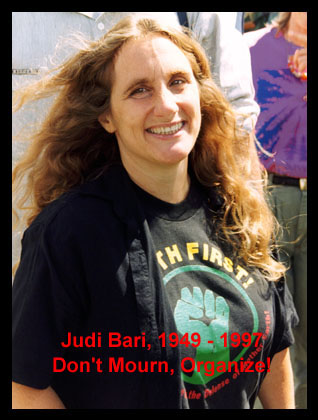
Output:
top-left (244, 11), bottom-right (307, 409)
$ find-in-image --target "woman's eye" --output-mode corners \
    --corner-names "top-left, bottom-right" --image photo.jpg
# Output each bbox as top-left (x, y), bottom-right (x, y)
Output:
top-left (130, 87), bottom-right (149, 97)
top-left (171, 79), bottom-right (185, 86)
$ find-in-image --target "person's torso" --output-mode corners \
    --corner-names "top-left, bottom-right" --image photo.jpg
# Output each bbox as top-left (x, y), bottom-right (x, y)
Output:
top-left (247, 27), bottom-right (307, 178)
top-left (133, 179), bottom-right (277, 408)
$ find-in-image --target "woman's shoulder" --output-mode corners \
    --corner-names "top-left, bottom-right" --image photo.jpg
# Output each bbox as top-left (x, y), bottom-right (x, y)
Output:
top-left (27, 165), bottom-right (129, 236)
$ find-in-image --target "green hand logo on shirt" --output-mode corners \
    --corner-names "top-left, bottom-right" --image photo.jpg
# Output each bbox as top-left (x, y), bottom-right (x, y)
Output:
top-left (174, 286), bottom-right (230, 384)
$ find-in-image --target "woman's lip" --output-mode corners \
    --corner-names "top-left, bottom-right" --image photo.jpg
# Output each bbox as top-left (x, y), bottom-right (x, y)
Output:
top-left (146, 121), bottom-right (184, 130)
top-left (145, 121), bottom-right (185, 136)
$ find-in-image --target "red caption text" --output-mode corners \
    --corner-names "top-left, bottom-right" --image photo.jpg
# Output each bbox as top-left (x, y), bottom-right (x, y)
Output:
top-left (52, 331), bottom-right (270, 377)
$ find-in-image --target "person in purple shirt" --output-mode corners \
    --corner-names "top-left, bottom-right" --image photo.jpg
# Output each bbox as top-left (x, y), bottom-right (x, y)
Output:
top-left (244, 12), bottom-right (307, 409)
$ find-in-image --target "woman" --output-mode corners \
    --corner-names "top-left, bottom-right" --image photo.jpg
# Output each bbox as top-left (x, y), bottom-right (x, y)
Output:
top-left (12, 16), bottom-right (298, 409)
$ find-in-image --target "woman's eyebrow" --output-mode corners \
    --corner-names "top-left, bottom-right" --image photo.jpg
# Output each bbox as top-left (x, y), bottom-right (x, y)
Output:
top-left (123, 78), bottom-right (151, 96)
top-left (169, 70), bottom-right (192, 79)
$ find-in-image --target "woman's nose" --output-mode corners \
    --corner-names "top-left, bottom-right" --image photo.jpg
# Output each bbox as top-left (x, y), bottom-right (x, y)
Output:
top-left (153, 86), bottom-right (179, 117)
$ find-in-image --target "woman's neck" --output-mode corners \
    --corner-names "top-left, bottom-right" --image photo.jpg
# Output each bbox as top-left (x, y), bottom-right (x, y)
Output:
top-left (122, 159), bottom-right (191, 204)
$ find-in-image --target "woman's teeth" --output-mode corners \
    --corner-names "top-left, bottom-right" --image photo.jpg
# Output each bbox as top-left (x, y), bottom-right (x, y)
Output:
top-left (147, 122), bottom-right (183, 135)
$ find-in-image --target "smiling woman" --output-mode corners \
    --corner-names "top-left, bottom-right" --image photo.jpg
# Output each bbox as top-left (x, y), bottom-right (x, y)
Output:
top-left (98, 35), bottom-right (202, 201)
top-left (12, 15), bottom-right (297, 409)
top-left (12, 15), bottom-right (281, 278)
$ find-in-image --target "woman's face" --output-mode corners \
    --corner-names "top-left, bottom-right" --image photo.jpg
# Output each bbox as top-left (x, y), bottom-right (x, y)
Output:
top-left (99, 35), bottom-right (202, 173)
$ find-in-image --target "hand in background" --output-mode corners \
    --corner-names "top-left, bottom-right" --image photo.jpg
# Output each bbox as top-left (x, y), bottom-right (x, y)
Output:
top-left (288, 48), bottom-right (307, 79)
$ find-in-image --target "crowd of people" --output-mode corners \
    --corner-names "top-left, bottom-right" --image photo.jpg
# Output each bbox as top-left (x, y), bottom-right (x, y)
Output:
top-left (12, 12), bottom-right (307, 410)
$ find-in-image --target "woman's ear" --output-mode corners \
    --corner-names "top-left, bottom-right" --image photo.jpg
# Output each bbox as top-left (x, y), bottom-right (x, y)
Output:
top-left (98, 112), bottom-right (116, 134)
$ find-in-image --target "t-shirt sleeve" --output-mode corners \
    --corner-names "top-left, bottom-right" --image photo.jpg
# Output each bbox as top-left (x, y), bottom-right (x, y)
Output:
top-left (270, 278), bottom-right (299, 357)
top-left (12, 219), bottom-right (87, 389)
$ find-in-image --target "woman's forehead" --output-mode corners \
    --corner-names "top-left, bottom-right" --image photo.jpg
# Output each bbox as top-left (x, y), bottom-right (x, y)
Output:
top-left (112, 35), bottom-right (194, 83)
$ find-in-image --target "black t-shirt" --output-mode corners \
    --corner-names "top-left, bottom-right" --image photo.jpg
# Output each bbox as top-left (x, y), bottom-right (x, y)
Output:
top-left (13, 166), bottom-right (184, 409)
top-left (12, 166), bottom-right (298, 409)
top-left (133, 178), bottom-right (298, 408)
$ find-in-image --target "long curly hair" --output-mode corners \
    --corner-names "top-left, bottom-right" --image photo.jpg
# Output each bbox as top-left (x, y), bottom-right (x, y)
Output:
top-left (12, 15), bottom-right (285, 281)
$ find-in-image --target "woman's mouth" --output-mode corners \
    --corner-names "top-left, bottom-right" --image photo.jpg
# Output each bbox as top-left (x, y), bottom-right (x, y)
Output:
top-left (146, 121), bottom-right (184, 136)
